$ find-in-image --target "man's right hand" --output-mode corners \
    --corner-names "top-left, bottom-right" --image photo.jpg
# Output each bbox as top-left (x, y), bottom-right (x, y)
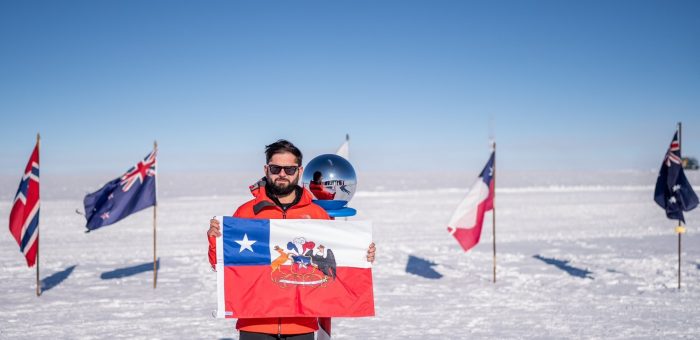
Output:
top-left (207, 218), bottom-right (221, 238)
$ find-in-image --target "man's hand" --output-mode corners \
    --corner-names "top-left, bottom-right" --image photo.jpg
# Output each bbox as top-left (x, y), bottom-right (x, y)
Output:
top-left (366, 242), bottom-right (376, 263)
top-left (207, 218), bottom-right (221, 238)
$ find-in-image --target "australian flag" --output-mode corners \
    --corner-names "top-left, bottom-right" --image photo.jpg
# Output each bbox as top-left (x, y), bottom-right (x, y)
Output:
top-left (654, 130), bottom-right (698, 223)
top-left (84, 150), bottom-right (157, 231)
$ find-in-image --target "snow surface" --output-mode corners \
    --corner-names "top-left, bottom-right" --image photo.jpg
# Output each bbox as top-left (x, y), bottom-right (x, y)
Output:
top-left (1, 171), bottom-right (699, 339)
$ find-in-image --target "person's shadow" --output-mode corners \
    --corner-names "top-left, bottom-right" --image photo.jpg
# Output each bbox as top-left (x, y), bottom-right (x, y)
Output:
top-left (100, 258), bottom-right (160, 280)
top-left (41, 265), bottom-right (77, 293)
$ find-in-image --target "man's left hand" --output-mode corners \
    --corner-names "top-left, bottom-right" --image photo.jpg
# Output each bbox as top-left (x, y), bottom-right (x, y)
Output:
top-left (366, 242), bottom-right (376, 263)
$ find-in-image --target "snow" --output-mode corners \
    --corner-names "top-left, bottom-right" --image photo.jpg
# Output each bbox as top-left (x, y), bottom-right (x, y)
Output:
top-left (1, 170), bottom-right (699, 339)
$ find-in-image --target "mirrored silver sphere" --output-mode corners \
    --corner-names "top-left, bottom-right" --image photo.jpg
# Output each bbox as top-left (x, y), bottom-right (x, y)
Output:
top-left (302, 154), bottom-right (357, 210)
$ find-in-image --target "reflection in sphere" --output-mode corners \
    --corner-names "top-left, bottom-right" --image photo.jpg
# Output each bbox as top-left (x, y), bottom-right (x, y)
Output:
top-left (302, 154), bottom-right (357, 210)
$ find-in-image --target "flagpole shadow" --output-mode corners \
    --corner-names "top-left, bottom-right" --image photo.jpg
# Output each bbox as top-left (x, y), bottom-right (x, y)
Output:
top-left (41, 265), bottom-right (77, 293)
top-left (406, 255), bottom-right (443, 279)
top-left (533, 255), bottom-right (594, 279)
top-left (100, 258), bottom-right (160, 280)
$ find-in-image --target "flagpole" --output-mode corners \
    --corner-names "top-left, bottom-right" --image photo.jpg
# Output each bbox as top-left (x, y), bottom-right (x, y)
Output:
top-left (492, 141), bottom-right (497, 284)
top-left (36, 133), bottom-right (41, 297)
top-left (677, 220), bottom-right (682, 289)
top-left (677, 122), bottom-right (682, 290)
top-left (153, 140), bottom-right (158, 289)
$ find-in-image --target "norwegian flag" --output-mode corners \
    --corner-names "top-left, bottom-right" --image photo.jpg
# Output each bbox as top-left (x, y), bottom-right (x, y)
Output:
top-left (654, 130), bottom-right (698, 223)
top-left (447, 152), bottom-right (495, 252)
top-left (9, 141), bottom-right (40, 267)
top-left (83, 149), bottom-right (157, 231)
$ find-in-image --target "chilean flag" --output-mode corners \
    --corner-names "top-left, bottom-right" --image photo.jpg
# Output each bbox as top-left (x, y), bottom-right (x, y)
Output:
top-left (447, 152), bottom-right (495, 252)
top-left (214, 217), bottom-right (375, 318)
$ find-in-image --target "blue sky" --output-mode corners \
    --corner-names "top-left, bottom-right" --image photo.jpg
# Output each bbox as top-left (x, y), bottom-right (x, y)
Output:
top-left (1, 0), bottom-right (698, 175)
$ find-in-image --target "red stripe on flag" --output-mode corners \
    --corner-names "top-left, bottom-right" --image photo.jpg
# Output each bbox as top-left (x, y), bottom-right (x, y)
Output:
top-left (448, 181), bottom-right (494, 252)
top-left (223, 265), bottom-right (374, 318)
top-left (23, 241), bottom-right (39, 267)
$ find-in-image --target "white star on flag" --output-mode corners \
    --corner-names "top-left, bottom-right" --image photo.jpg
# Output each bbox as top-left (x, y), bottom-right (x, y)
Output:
top-left (672, 184), bottom-right (681, 192)
top-left (669, 197), bottom-right (677, 204)
top-left (235, 233), bottom-right (256, 253)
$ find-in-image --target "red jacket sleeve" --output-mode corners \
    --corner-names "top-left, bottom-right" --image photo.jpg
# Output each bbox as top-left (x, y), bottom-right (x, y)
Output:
top-left (309, 183), bottom-right (336, 200)
top-left (208, 235), bottom-right (217, 268)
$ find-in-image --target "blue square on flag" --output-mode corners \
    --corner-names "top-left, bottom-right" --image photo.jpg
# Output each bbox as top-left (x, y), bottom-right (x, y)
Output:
top-left (222, 217), bottom-right (271, 266)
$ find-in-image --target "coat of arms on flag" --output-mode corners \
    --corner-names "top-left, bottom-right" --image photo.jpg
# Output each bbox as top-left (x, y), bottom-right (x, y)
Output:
top-left (214, 217), bottom-right (375, 318)
top-left (9, 140), bottom-right (40, 267)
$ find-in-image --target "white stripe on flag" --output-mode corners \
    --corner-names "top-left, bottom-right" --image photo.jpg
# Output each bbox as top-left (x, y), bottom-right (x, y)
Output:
top-left (336, 140), bottom-right (349, 160)
top-left (215, 216), bottom-right (226, 318)
top-left (269, 219), bottom-right (372, 268)
top-left (447, 178), bottom-right (489, 230)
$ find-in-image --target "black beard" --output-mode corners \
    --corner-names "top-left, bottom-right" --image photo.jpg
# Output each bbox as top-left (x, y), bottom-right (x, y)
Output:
top-left (266, 176), bottom-right (299, 197)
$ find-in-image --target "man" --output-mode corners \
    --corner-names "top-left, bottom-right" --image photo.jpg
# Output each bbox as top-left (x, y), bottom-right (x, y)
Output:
top-left (309, 171), bottom-right (335, 200)
top-left (208, 139), bottom-right (376, 340)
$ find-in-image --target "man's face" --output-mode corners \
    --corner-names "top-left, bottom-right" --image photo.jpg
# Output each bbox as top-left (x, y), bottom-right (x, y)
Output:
top-left (265, 152), bottom-right (303, 196)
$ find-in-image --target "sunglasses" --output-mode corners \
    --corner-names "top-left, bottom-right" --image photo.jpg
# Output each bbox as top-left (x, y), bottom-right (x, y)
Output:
top-left (267, 164), bottom-right (300, 175)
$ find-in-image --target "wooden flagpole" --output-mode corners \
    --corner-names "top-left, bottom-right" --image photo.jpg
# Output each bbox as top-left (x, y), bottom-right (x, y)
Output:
top-left (36, 133), bottom-right (41, 297)
top-left (677, 122), bottom-right (683, 290)
top-left (153, 140), bottom-right (158, 289)
top-left (492, 141), bottom-right (497, 284)
top-left (678, 219), bottom-right (682, 289)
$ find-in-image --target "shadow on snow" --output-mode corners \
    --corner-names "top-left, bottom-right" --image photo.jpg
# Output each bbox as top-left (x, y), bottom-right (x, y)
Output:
top-left (406, 255), bottom-right (443, 279)
top-left (100, 258), bottom-right (160, 280)
top-left (533, 255), bottom-right (594, 279)
top-left (41, 265), bottom-right (77, 293)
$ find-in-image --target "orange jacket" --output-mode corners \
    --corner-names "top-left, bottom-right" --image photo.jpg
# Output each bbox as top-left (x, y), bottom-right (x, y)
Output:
top-left (208, 178), bottom-right (330, 335)
top-left (309, 182), bottom-right (335, 200)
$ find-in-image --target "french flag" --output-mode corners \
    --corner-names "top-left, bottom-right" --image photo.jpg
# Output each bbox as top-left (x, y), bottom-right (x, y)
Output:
top-left (447, 152), bottom-right (495, 252)
top-left (214, 217), bottom-right (375, 318)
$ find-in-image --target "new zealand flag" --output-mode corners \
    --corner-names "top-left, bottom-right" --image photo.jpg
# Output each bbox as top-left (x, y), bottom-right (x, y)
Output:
top-left (654, 131), bottom-right (698, 223)
top-left (83, 150), bottom-right (157, 231)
